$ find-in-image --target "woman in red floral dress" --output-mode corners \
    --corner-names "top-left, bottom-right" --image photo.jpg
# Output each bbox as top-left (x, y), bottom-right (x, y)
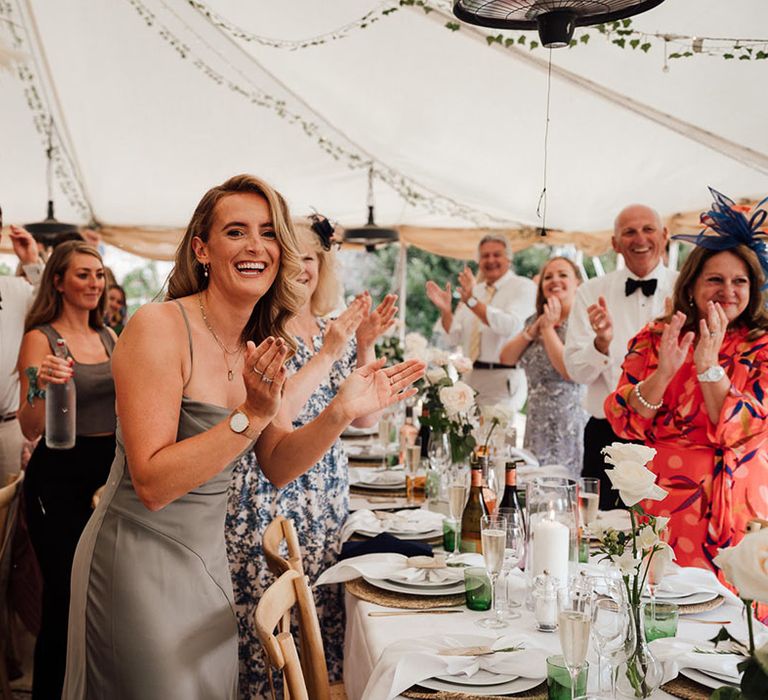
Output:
top-left (605, 195), bottom-right (768, 587)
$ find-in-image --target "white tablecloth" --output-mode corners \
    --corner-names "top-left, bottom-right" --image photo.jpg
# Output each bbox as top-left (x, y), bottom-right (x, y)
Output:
top-left (342, 566), bottom-right (751, 700)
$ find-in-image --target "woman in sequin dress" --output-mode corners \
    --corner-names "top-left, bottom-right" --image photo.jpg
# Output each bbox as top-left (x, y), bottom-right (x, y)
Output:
top-left (500, 257), bottom-right (587, 476)
top-left (226, 221), bottom-right (396, 698)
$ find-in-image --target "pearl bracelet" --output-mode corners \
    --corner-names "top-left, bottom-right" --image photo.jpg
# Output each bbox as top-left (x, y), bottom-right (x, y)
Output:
top-left (634, 381), bottom-right (663, 411)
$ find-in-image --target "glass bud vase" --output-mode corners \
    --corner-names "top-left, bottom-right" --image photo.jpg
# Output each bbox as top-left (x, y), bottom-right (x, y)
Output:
top-left (616, 603), bottom-right (663, 698)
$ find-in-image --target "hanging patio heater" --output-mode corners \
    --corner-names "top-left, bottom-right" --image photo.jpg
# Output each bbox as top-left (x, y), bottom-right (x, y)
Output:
top-left (342, 165), bottom-right (398, 252)
top-left (453, 0), bottom-right (667, 48)
top-left (25, 120), bottom-right (79, 245)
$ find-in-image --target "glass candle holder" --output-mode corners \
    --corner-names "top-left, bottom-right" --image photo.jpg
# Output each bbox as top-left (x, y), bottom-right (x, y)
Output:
top-left (532, 573), bottom-right (559, 632)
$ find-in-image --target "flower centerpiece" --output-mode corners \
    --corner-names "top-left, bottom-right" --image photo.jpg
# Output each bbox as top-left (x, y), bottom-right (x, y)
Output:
top-left (404, 333), bottom-right (478, 463)
top-left (478, 404), bottom-right (517, 456)
top-left (708, 528), bottom-right (768, 700)
top-left (594, 442), bottom-right (672, 698)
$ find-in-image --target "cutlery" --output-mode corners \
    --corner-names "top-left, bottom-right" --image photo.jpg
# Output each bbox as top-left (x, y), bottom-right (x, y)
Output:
top-left (368, 609), bottom-right (463, 617)
top-left (681, 618), bottom-right (733, 625)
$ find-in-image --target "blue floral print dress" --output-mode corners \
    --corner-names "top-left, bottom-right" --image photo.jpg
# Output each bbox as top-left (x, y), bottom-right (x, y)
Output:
top-left (226, 318), bottom-right (356, 699)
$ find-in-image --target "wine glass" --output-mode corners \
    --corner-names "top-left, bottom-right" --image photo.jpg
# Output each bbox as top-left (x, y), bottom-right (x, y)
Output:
top-left (446, 467), bottom-right (469, 563)
top-left (478, 513), bottom-right (507, 629)
top-left (427, 432), bottom-right (450, 470)
top-left (558, 586), bottom-right (593, 700)
top-left (592, 598), bottom-right (630, 698)
top-left (578, 477), bottom-right (600, 536)
top-left (497, 507), bottom-right (524, 616)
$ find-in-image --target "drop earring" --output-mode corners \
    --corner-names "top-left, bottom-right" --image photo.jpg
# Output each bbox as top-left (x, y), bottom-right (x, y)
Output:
top-left (203, 263), bottom-right (209, 278)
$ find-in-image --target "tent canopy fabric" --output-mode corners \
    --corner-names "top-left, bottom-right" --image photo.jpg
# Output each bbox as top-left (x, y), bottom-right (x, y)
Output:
top-left (0, 0), bottom-right (766, 260)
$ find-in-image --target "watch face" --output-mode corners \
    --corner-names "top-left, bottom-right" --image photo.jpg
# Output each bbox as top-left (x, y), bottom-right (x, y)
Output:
top-left (229, 411), bottom-right (249, 433)
top-left (700, 366), bottom-right (725, 382)
top-left (467, 297), bottom-right (477, 308)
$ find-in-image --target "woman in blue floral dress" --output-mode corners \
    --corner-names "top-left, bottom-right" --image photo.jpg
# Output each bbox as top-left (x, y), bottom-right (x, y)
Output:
top-left (226, 220), bottom-right (396, 698)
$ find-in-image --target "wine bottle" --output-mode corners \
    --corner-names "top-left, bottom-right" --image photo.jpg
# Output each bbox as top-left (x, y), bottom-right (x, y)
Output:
top-left (418, 404), bottom-right (430, 458)
top-left (398, 406), bottom-right (418, 463)
top-left (499, 460), bottom-right (522, 512)
top-left (460, 457), bottom-right (489, 553)
top-left (45, 338), bottom-right (76, 450)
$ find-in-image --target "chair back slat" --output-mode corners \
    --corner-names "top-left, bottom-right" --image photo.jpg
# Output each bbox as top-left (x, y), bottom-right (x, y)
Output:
top-left (263, 515), bottom-right (304, 576)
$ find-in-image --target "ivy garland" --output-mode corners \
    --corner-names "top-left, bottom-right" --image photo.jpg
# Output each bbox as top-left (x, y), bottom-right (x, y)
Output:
top-left (0, 0), bottom-right (92, 219)
top-left (126, 0), bottom-right (517, 227)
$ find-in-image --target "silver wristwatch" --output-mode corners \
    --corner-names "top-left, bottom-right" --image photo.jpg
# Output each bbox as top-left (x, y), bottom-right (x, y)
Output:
top-left (466, 296), bottom-right (478, 309)
top-left (697, 365), bottom-right (726, 383)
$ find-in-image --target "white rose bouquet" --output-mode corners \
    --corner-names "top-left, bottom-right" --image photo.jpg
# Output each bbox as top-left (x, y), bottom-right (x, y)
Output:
top-left (419, 347), bottom-right (478, 463)
top-left (706, 529), bottom-right (768, 700)
top-left (594, 442), bottom-right (670, 698)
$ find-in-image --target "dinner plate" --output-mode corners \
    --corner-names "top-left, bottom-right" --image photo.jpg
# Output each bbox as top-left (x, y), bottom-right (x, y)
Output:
top-left (435, 669), bottom-right (518, 686)
top-left (419, 674), bottom-right (543, 695)
top-left (356, 528), bottom-right (442, 540)
top-left (346, 443), bottom-right (389, 459)
top-left (642, 589), bottom-right (718, 606)
top-left (342, 425), bottom-right (377, 437)
top-left (363, 575), bottom-right (465, 596)
top-left (386, 574), bottom-right (464, 589)
top-left (351, 481), bottom-right (407, 492)
top-left (358, 474), bottom-right (406, 488)
top-left (680, 667), bottom-right (740, 690)
top-left (650, 579), bottom-right (701, 599)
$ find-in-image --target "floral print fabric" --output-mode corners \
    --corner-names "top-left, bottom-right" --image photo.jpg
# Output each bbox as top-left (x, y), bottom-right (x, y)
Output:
top-left (605, 321), bottom-right (768, 585)
top-left (226, 318), bottom-right (356, 699)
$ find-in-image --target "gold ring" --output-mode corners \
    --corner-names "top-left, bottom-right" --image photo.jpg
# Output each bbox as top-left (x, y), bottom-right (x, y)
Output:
top-left (252, 367), bottom-right (264, 376)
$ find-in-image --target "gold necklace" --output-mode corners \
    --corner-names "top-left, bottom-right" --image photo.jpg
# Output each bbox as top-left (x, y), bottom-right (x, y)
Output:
top-left (197, 293), bottom-right (243, 381)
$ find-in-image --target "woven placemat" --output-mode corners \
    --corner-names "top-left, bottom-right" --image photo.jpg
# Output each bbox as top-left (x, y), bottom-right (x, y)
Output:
top-left (402, 680), bottom-right (547, 699)
top-left (679, 594), bottom-right (725, 615)
top-left (661, 675), bottom-right (713, 700)
top-left (345, 577), bottom-right (465, 609)
top-left (350, 485), bottom-right (408, 498)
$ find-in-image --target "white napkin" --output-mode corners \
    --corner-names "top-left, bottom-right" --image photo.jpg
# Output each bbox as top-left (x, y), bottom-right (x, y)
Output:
top-left (651, 637), bottom-right (746, 685)
top-left (349, 468), bottom-right (405, 487)
top-left (315, 552), bottom-right (483, 587)
top-left (594, 509), bottom-right (632, 531)
top-left (346, 443), bottom-right (387, 459)
top-left (340, 509), bottom-right (443, 542)
top-left (361, 634), bottom-right (548, 700)
top-left (387, 565), bottom-right (464, 585)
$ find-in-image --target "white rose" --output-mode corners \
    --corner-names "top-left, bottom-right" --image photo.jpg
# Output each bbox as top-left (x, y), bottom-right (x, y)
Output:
top-left (426, 367), bottom-right (447, 384)
top-left (637, 525), bottom-right (659, 552)
top-left (714, 529), bottom-right (768, 603)
top-left (439, 381), bottom-right (475, 417)
top-left (429, 348), bottom-right (451, 366)
top-left (605, 460), bottom-right (667, 508)
top-left (613, 550), bottom-right (642, 576)
top-left (653, 516), bottom-right (670, 533)
top-left (602, 442), bottom-right (656, 467)
top-left (404, 332), bottom-right (428, 354)
top-left (452, 355), bottom-right (473, 375)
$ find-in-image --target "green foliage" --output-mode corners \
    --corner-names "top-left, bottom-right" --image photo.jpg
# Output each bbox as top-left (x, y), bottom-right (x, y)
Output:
top-left (121, 261), bottom-right (167, 314)
top-left (445, 22), bottom-right (460, 32)
top-left (0, 261), bottom-right (12, 276)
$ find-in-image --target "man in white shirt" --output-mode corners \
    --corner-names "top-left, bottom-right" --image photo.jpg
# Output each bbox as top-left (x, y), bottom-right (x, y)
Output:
top-left (426, 234), bottom-right (536, 409)
top-left (0, 221), bottom-right (44, 481)
top-left (564, 204), bottom-right (677, 508)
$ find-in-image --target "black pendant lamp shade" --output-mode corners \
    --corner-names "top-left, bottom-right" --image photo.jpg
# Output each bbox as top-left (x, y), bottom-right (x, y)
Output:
top-left (453, 0), bottom-right (667, 49)
top-left (343, 166), bottom-right (398, 252)
top-left (25, 120), bottom-right (80, 245)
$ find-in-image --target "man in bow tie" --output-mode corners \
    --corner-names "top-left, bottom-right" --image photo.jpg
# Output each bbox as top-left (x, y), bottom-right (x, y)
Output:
top-left (564, 204), bottom-right (677, 508)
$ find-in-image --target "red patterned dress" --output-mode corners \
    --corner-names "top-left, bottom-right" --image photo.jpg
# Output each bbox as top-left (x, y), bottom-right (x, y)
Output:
top-left (605, 322), bottom-right (768, 586)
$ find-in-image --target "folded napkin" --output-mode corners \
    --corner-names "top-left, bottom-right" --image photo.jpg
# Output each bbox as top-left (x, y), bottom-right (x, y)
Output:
top-left (651, 637), bottom-right (746, 685)
top-left (668, 566), bottom-right (741, 606)
top-left (349, 468), bottom-right (405, 487)
top-left (340, 534), bottom-right (432, 560)
top-left (594, 509), bottom-right (632, 532)
top-left (346, 443), bottom-right (387, 459)
top-left (361, 634), bottom-right (549, 700)
top-left (340, 508), bottom-right (444, 542)
top-left (317, 551), bottom-right (480, 586)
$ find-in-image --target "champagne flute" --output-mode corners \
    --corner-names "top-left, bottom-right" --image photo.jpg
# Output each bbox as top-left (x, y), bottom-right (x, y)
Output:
top-left (578, 477), bottom-right (600, 536)
top-left (427, 432), bottom-right (450, 470)
top-left (377, 413), bottom-right (393, 469)
top-left (446, 463), bottom-right (469, 563)
top-left (497, 507), bottom-right (524, 615)
top-left (592, 598), bottom-right (630, 698)
top-left (558, 586), bottom-right (593, 700)
top-left (481, 458), bottom-right (499, 514)
top-left (478, 513), bottom-right (507, 629)
top-left (405, 439), bottom-right (423, 504)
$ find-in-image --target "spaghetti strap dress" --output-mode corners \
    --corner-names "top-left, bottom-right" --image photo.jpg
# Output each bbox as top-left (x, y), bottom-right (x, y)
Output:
top-left (63, 302), bottom-right (251, 699)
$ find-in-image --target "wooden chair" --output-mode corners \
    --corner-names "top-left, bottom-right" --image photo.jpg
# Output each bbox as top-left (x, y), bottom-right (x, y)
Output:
top-left (0, 473), bottom-right (25, 700)
top-left (262, 515), bottom-right (304, 577)
top-left (255, 562), bottom-right (347, 700)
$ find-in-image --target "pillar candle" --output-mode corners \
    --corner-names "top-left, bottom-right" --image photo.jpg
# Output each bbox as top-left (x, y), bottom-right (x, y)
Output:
top-left (533, 517), bottom-right (570, 584)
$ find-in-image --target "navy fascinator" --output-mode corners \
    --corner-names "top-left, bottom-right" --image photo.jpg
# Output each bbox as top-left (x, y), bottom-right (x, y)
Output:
top-left (308, 213), bottom-right (339, 251)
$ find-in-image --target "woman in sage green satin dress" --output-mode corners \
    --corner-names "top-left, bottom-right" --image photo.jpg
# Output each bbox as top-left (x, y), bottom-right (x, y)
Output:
top-left (62, 174), bottom-right (424, 700)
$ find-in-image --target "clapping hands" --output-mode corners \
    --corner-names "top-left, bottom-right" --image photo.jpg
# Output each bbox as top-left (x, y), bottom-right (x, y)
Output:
top-left (356, 292), bottom-right (398, 349)
top-left (587, 296), bottom-right (614, 354)
top-left (656, 311), bottom-right (695, 381)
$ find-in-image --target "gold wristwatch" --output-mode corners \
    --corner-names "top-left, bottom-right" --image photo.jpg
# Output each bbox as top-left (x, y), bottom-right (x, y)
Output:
top-left (228, 405), bottom-right (261, 440)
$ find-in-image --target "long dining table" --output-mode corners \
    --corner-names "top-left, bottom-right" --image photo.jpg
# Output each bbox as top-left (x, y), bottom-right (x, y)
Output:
top-left (340, 562), bottom-right (756, 700)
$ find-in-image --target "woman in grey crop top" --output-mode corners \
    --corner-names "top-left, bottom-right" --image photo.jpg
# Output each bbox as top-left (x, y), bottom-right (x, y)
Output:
top-left (16, 240), bottom-right (117, 700)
